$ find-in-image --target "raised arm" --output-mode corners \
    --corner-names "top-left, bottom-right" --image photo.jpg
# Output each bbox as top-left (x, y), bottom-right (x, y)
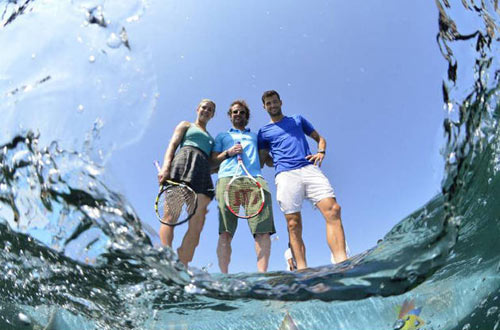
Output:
top-left (210, 144), bottom-right (243, 167)
top-left (158, 121), bottom-right (190, 184)
top-left (305, 130), bottom-right (326, 167)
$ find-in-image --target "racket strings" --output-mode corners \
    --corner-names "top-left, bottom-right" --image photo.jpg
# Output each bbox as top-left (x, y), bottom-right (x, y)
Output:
top-left (158, 185), bottom-right (196, 225)
top-left (227, 177), bottom-right (263, 215)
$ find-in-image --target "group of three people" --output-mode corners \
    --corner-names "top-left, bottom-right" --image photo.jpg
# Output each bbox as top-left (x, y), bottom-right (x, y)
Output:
top-left (157, 90), bottom-right (348, 273)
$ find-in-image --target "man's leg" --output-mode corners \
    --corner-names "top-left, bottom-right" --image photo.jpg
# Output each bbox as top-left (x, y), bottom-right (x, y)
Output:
top-left (254, 233), bottom-right (271, 272)
top-left (177, 194), bottom-right (211, 266)
top-left (285, 212), bottom-right (307, 269)
top-left (316, 197), bottom-right (347, 263)
top-left (217, 232), bottom-right (233, 274)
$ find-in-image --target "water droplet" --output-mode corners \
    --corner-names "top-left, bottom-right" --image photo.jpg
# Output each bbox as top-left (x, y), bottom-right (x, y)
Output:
top-left (106, 33), bottom-right (122, 49)
top-left (89, 55), bottom-right (96, 63)
top-left (31, 53), bottom-right (36, 59)
top-left (77, 104), bottom-right (84, 113)
top-left (126, 15), bottom-right (140, 23)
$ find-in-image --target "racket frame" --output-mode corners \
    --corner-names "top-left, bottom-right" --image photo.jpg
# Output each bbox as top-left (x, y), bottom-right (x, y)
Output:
top-left (154, 161), bottom-right (198, 227)
top-left (223, 151), bottom-right (265, 219)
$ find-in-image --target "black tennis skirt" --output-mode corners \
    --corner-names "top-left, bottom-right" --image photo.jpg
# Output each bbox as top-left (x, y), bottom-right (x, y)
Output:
top-left (170, 146), bottom-right (214, 199)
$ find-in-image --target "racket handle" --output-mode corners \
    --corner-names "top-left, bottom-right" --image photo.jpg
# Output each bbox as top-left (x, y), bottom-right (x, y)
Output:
top-left (236, 141), bottom-right (242, 161)
top-left (154, 160), bottom-right (161, 173)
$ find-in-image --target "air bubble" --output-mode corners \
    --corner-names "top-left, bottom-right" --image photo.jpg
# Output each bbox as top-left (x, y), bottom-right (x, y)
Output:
top-left (487, 306), bottom-right (498, 317)
top-left (18, 313), bottom-right (31, 326)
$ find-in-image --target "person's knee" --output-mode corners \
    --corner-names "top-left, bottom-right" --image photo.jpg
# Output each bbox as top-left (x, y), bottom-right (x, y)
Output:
top-left (254, 233), bottom-right (270, 243)
top-left (219, 232), bottom-right (232, 245)
top-left (287, 219), bottom-right (302, 233)
top-left (323, 201), bottom-right (341, 220)
top-left (332, 202), bottom-right (341, 216)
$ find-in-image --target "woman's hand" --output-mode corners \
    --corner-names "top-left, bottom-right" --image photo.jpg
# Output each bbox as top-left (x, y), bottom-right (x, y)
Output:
top-left (158, 166), bottom-right (170, 185)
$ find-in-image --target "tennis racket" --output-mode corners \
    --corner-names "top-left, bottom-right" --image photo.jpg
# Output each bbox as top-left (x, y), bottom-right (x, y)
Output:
top-left (223, 142), bottom-right (265, 219)
top-left (154, 161), bottom-right (198, 227)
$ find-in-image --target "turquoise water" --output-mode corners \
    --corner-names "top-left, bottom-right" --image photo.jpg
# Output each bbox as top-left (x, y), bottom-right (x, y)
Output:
top-left (1, 0), bottom-right (499, 329)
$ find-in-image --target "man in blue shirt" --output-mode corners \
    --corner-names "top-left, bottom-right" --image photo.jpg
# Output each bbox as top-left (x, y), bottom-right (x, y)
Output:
top-left (211, 100), bottom-right (276, 273)
top-left (258, 90), bottom-right (347, 270)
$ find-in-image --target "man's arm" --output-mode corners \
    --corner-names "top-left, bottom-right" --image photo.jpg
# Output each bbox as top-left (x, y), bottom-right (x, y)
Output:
top-left (305, 130), bottom-right (326, 167)
top-left (258, 148), bottom-right (273, 168)
top-left (210, 144), bottom-right (243, 167)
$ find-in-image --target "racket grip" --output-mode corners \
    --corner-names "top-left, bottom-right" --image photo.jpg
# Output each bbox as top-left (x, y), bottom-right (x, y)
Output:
top-left (154, 160), bottom-right (161, 173)
top-left (236, 141), bottom-right (242, 161)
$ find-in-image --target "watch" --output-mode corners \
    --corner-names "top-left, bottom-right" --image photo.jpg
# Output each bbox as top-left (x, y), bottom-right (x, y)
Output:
top-left (317, 149), bottom-right (326, 154)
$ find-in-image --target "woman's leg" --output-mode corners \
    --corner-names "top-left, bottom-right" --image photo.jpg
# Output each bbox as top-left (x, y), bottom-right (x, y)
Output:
top-left (177, 194), bottom-right (212, 266)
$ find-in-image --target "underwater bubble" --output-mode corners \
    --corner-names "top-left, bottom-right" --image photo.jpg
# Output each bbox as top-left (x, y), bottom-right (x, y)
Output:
top-left (407, 272), bottom-right (418, 283)
top-left (89, 55), bottom-right (96, 63)
top-left (487, 306), bottom-right (498, 317)
top-left (462, 324), bottom-right (471, 330)
top-left (17, 312), bottom-right (31, 326)
top-left (78, 104), bottom-right (84, 113)
top-left (393, 319), bottom-right (405, 329)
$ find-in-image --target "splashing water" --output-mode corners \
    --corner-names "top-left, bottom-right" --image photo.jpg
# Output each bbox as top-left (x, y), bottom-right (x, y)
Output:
top-left (0, 0), bottom-right (157, 164)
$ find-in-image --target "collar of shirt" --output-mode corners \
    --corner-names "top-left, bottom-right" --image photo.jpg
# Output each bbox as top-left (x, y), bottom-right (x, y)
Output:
top-left (228, 127), bottom-right (251, 133)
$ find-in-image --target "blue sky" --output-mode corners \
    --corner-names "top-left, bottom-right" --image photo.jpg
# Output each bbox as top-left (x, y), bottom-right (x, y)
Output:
top-left (108, 0), bottom-right (446, 273)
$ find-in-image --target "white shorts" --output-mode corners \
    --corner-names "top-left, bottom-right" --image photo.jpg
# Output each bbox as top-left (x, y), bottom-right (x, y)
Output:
top-left (275, 165), bottom-right (335, 214)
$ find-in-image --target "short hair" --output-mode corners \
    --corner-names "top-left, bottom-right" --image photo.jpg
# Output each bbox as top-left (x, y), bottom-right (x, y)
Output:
top-left (228, 99), bottom-right (250, 121)
top-left (261, 90), bottom-right (281, 104)
top-left (198, 98), bottom-right (216, 112)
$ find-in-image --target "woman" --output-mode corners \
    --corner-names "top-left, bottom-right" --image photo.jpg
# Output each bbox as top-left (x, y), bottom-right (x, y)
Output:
top-left (157, 99), bottom-right (216, 266)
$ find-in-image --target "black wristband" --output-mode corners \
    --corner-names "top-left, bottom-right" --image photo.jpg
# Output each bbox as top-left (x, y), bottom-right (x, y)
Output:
top-left (317, 149), bottom-right (325, 154)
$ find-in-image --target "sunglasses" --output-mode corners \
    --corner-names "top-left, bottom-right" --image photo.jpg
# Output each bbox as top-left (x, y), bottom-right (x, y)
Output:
top-left (231, 109), bottom-right (247, 115)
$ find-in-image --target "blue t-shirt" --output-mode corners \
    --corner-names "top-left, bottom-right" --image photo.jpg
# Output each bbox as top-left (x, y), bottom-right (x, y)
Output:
top-left (214, 128), bottom-right (262, 178)
top-left (257, 115), bottom-right (315, 176)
